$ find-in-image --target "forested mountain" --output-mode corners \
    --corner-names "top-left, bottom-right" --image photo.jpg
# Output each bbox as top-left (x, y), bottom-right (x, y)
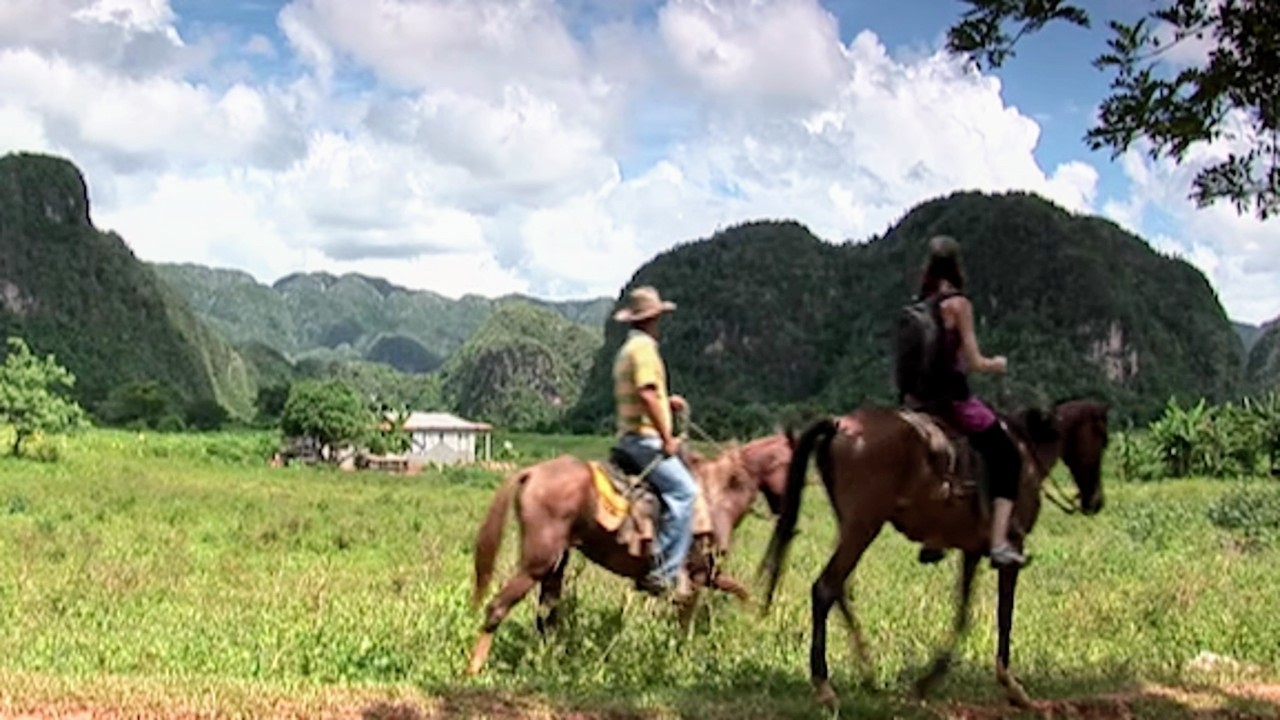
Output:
top-left (569, 191), bottom-right (1245, 436)
top-left (154, 263), bottom-right (611, 373)
top-left (1, 152), bottom-right (1258, 436)
top-left (440, 300), bottom-right (600, 430)
top-left (1235, 322), bottom-right (1263, 354)
top-left (1246, 317), bottom-right (1280, 392)
top-left (0, 152), bottom-right (255, 420)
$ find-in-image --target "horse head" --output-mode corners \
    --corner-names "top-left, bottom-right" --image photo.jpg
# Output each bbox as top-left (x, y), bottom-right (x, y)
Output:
top-left (1054, 399), bottom-right (1110, 515)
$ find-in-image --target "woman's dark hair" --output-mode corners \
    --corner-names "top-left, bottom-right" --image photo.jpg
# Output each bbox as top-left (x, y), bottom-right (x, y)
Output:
top-left (919, 234), bottom-right (966, 297)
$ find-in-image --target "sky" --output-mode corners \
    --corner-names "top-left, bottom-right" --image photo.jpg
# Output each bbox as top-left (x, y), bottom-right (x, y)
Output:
top-left (0, 0), bottom-right (1276, 323)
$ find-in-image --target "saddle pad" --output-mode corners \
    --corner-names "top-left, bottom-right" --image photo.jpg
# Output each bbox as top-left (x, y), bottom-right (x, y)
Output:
top-left (588, 460), bottom-right (715, 555)
top-left (589, 461), bottom-right (631, 530)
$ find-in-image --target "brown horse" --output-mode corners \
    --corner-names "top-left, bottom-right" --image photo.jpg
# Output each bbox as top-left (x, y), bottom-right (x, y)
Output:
top-left (760, 399), bottom-right (1109, 709)
top-left (465, 432), bottom-right (793, 675)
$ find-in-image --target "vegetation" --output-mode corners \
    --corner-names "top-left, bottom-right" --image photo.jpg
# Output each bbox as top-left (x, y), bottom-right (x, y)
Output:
top-left (1246, 318), bottom-right (1280, 392)
top-left (947, 0), bottom-right (1280, 219)
top-left (0, 152), bottom-right (254, 421)
top-left (0, 428), bottom-right (1278, 717)
top-left (0, 337), bottom-right (87, 456)
top-left (570, 192), bottom-right (1244, 437)
top-left (441, 300), bottom-right (600, 431)
top-left (153, 264), bottom-right (612, 372)
top-left (1115, 392), bottom-right (1280, 481)
top-left (279, 379), bottom-right (370, 458)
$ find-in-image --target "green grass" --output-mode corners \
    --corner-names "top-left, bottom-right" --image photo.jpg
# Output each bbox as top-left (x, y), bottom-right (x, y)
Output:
top-left (1, 428), bottom-right (1279, 718)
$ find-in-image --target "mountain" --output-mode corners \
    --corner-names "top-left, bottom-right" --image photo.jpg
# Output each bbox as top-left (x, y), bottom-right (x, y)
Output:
top-left (0, 152), bottom-right (255, 420)
top-left (569, 191), bottom-right (1244, 436)
top-left (1235, 321), bottom-right (1264, 355)
top-left (153, 264), bottom-right (612, 373)
top-left (1245, 317), bottom-right (1280, 392)
top-left (440, 299), bottom-right (601, 430)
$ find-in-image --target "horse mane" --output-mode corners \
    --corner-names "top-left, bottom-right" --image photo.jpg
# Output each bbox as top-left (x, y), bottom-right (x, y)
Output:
top-left (1001, 405), bottom-right (1059, 446)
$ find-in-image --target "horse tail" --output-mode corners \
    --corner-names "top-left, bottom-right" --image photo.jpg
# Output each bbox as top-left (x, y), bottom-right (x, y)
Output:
top-left (760, 416), bottom-right (838, 610)
top-left (472, 468), bottom-right (527, 608)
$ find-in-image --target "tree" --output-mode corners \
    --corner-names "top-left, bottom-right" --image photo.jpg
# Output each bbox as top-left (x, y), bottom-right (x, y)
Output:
top-left (98, 379), bottom-right (182, 429)
top-left (280, 379), bottom-right (369, 459)
top-left (0, 337), bottom-right (89, 456)
top-left (947, 0), bottom-right (1280, 219)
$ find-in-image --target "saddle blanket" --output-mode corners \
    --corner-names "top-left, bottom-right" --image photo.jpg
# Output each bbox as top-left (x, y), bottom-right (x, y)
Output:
top-left (588, 460), bottom-right (714, 558)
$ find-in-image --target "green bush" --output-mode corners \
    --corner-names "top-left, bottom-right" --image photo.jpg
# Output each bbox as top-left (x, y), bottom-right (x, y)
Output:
top-left (1143, 395), bottom-right (1279, 480)
top-left (1207, 485), bottom-right (1280, 549)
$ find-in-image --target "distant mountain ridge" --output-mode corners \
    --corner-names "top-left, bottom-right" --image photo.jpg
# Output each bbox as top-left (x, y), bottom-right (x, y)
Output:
top-left (152, 262), bottom-right (612, 374)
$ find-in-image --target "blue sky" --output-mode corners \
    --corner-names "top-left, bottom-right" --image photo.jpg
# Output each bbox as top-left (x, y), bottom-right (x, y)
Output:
top-left (1, 0), bottom-right (1275, 322)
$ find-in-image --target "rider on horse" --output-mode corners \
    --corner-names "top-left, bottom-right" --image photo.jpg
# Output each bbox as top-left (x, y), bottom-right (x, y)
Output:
top-left (611, 285), bottom-right (697, 597)
top-left (903, 235), bottom-right (1026, 569)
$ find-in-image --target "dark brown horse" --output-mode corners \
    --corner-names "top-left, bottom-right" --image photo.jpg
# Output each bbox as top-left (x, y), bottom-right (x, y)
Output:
top-left (760, 399), bottom-right (1109, 709)
top-left (465, 432), bottom-right (793, 675)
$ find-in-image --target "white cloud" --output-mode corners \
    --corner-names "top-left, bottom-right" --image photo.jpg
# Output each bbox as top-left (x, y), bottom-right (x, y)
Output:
top-left (1, 0), bottom-right (1267, 326)
top-left (1102, 114), bottom-right (1280, 325)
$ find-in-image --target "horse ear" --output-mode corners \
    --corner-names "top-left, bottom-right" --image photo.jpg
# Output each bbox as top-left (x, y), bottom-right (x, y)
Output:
top-left (1021, 407), bottom-right (1059, 443)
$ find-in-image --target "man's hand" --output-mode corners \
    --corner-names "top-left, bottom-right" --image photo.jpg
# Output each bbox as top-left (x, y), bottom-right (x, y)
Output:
top-left (670, 394), bottom-right (688, 414)
top-left (662, 435), bottom-right (682, 457)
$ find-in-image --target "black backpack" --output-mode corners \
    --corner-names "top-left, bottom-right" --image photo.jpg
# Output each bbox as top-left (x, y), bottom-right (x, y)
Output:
top-left (893, 291), bottom-right (960, 405)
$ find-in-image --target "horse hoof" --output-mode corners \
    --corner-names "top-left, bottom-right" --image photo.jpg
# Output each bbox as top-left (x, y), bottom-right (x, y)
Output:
top-left (814, 680), bottom-right (839, 709)
top-left (997, 664), bottom-right (1033, 709)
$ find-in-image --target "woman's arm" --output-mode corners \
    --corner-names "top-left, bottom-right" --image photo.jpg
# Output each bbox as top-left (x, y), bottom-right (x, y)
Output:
top-left (950, 297), bottom-right (1006, 375)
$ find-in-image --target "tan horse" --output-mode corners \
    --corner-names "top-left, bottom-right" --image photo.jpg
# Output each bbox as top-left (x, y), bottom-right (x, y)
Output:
top-left (465, 432), bottom-right (793, 675)
top-left (760, 400), bottom-right (1109, 709)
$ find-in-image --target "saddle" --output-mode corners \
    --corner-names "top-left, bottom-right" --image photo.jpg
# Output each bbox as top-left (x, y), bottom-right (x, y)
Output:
top-left (888, 409), bottom-right (992, 514)
top-left (586, 448), bottom-right (714, 559)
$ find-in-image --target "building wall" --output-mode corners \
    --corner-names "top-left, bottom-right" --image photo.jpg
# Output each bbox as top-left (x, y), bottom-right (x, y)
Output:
top-left (409, 430), bottom-right (478, 464)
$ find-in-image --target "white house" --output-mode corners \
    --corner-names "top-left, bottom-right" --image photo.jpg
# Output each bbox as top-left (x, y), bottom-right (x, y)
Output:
top-left (400, 411), bottom-right (493, 465)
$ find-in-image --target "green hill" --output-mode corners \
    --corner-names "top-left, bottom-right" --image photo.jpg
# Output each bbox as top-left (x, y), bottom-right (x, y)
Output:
top-left (153, 265), bottom-right (612, 374)
top-left (569, 191), bottom-right (1244, 436)
top-left (1246, 318), bottom-right (1280, 392)
top-left (0, 152), bottom-right (254, 420)
top-left (441, 300), bottom-right (601, 430)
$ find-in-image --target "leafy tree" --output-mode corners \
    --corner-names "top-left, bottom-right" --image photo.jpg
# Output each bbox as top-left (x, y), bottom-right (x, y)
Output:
top-left (254, 382), bottom-right (291, 425)
top-left (98, 380), bottom-right (182, 429)
top-left (184, 398), bottom-right (229, 432)
top-left (0, 337), bottom-right (88, 456)
top-left (946, 0), bottom-right (1280, 219)
top-left (365, 408), bottom-right (412, 456)
top-left (280, 379), bottom-right (369, 457)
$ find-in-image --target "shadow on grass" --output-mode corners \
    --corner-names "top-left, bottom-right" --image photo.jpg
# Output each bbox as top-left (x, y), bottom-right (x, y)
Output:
top-left (357, 656), bottom-right (1280, 720)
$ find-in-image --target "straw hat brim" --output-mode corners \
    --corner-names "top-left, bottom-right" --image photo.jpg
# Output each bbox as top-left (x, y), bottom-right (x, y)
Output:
top-left (612, 300), bottom-right (676, 323)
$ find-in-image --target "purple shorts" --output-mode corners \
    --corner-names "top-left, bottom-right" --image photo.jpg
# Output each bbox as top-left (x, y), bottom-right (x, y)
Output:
top-left (950, 396), bottom-right (997, 433)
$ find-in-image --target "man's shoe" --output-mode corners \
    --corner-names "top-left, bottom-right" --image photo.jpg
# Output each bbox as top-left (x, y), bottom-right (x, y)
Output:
top-left (989, 544), bottom-right (1027, 569)
top-left (634, 574), bottom-right (670, 597)
top-left (918, 547), bottom-right (947, 564)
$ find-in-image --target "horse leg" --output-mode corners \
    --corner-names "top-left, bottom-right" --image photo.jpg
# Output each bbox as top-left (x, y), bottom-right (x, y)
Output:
top-left (914, 551), bottom-right (981, 698)
top-left (995, 566), bottom-right (1033, 708)
top-left (465, 529), bottom-right (565, 676)
top-left (536, 551), bottom-right (570, 635)
top-left (710, 571), bottom-right (751, 603)
top-left (810, 521), bottom-right (881, 709)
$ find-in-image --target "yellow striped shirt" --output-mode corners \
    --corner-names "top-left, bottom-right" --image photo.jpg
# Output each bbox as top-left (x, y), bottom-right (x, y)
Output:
top-left (613, 330), bottom-right (670, 437)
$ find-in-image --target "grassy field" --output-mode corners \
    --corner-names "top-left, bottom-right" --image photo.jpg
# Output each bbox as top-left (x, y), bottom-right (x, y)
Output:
top-left (1, 428), bottom-right (1279, 719)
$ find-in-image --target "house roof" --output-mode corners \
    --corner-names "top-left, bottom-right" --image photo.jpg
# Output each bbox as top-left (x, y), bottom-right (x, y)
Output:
top-left (398, 411), bottom-right (493, 432)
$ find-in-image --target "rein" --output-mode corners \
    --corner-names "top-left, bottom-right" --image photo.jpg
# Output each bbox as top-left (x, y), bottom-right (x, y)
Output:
top-left (996, 376), bottom-right (1077, 514)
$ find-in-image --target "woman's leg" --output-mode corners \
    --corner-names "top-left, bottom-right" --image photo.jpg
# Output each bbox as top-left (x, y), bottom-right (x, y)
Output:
top-left (970, 422), bottom-right (1024, 567)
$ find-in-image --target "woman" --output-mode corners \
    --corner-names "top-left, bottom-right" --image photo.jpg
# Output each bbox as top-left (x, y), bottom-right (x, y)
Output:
top-left (919, 234), bottom-right (1025, 568)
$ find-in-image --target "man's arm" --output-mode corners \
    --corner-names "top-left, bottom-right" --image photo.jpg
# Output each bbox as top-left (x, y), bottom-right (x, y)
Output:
top-left (637, 385), bottom-right (679, 456)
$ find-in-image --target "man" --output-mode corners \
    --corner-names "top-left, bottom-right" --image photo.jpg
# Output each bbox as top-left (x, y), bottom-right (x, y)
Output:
top-left (611, 285), bottom-right (695, 597)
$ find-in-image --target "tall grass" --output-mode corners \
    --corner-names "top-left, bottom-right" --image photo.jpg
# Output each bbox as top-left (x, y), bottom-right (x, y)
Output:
top-left (0, 429), bottom-right (1278, 718)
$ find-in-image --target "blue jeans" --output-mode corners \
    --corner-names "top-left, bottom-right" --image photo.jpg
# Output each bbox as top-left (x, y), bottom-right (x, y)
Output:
top-left (615, 433), bottom-right (697, 583)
